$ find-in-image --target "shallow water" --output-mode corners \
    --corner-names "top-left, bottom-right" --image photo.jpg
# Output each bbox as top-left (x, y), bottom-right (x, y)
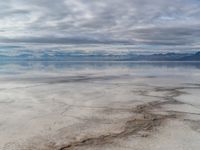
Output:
top-left (0, 61), bottom-right (200, 78)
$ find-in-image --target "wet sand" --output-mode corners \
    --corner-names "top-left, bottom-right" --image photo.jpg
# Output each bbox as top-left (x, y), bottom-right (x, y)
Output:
top-left (0, 62), bottom-right (200, 150)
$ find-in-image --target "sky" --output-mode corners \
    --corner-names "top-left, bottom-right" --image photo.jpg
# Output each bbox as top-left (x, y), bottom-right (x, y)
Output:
top-left (1, 0), bottom-right (200, 55)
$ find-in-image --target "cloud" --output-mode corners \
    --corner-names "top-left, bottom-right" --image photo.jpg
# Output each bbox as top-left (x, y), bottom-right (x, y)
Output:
top-left (131, 25), bottom-right (200, 45)
top-left (0, 36), bottom-right (130, 44)
top-left (0, 0), bottom-right (200, 50)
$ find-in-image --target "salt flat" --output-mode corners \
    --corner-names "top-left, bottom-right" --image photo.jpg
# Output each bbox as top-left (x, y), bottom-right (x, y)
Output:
top-left (0, 62), bottom-right (200, 150)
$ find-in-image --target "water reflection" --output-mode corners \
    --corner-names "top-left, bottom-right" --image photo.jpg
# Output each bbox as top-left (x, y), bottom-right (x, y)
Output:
top-left (0, 61), bottom-right (200, 76)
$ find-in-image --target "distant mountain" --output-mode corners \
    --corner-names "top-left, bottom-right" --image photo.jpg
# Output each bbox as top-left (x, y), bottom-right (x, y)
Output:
top-left (178, 51), bottom-right (200, 61)
top-left (0, 51), bottom-right (200, 61)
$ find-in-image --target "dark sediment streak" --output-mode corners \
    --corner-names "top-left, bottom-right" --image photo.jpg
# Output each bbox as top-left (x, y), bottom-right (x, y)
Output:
top-left (58, 87), bottom-right (183, 150)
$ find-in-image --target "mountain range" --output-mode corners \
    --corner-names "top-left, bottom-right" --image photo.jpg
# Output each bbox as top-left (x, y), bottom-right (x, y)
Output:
top-left (0, 51), bottom-right (200, 61)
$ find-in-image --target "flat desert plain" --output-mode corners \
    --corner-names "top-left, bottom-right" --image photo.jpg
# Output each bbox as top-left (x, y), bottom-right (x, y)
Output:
top-left (0, 62), bottom-right (200, 150)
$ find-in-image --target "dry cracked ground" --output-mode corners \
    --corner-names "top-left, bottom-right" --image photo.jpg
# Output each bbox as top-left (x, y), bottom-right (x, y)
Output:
top-left (0, 62), bottom-right (200, 150)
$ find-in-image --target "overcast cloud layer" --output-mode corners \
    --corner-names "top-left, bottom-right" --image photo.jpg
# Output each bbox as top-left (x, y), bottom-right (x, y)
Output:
top-left (1, 0), bottom-right (200, 52)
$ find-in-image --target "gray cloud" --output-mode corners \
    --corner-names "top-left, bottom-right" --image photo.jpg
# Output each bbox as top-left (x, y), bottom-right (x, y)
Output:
top-left (0, 36), bottom-right (130, 44)
top-left (0, 0), bottom-right (200, 50)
